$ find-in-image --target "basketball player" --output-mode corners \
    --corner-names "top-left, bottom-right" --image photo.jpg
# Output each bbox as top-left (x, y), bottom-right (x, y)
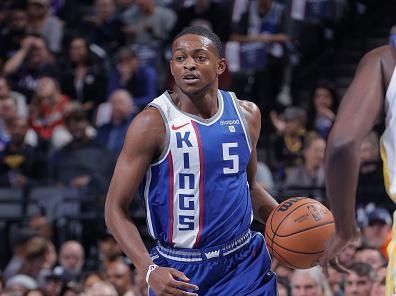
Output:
top-left (104, 26), bottom-right (279, 296)
top-left (320, 26), bottom-right (396, 296)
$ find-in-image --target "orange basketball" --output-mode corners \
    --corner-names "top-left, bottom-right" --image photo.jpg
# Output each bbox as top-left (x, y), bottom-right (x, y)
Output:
top-left (265, 197), bottom-right (335, 269)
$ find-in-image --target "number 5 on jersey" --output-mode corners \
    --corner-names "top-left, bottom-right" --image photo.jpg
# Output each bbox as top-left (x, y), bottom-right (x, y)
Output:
top-left (222, 142), bottom-right (239, 174)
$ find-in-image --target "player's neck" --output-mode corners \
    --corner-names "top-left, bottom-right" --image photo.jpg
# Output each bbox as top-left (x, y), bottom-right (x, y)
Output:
top-left (171, 87), bottom-right (219, 119)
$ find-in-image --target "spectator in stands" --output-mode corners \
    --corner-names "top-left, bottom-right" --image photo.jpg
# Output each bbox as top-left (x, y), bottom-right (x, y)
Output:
top-left (3, 228), bottom-right (38, 281)
top-left (81, 271), bottom-right (105, 290)
top-left (344, 262), bottom-right (375, 296)
top-left (277, 276), bottom-right (290, 296)
top-left (17, 237), bottom-right (54, 283)
top-left (114, 0), bottom-right (135, 24)
top-left (5, 274), bottom-right (38, 294)
top-left (327, 266), bottom-right (343, 296)
top-left (272, 259), bottom-right (293, 280)
top-left (271, 106), bottom-right (307, 179)
top-left (96, 90), bottom-right (136, 156)
top-left (230, 0), bottom-right (290, 109)
top-left (131, 270), bottom-right (147, 296)
top-left (0, 271), bottom-right (3, 292)
top-left (108, 47), bottom-right (157, 110)
top-left (51, 108), bottom-right (115, 194)
top-left (86, 281), bottom-right (118, 296)
top-left (121, 0), bottom-right (177, 47)
top-left (353, 246), bottom-right (386, 270)
top-left (97, 231), bottom-right (124, 272)
top-left (290, 267), bottom-right (332, 296)
top-left (44, 266), bottom-right (75, 296)
top-left (28, 214), bottom-right (53, 241)
top-left (362, 207), bottom-right (392, 260)
top-left (58, 241), bottom-right (85, 281)
top-left (0, 76), bottom-right (28, 119)
top-left (60, 36), bottom-right (108, 120)
top-left (370, 265), bottom-right (386, 296)
top-left (0, 97), bottom-right (19, 148)
top-left (26, 0), bottom-right (63, 53)
top-left (105, 259), bottom-right (136, 296)
top-left (0, 97), bottom-right (38, 149)
top-left (284, 132), bottom-right (326, 199)
top-left (80, 0), bottom-right (124, 54)
top-left (29, 77), bottom-right (70, 143)
top-left (171, 0), bottom-right (231, 42)
top-left (306, 80), bottom-right (339, 139)
top-left (230, 0), bottom-right (288, 44)
top-left (24, 288), bottom-right (49, 296)
top-left (256, 161), bottom-right (275, 192)
top-left (0, 117), bottom-right (46, 187)
top-left (3, 35), bottom-right (58, 100)
top-left (0, 5), bottom-right (28, 64)
top-left (59, 281), bottom-right (84, 296)
top-left (356, 131), bottom-right (390, 209)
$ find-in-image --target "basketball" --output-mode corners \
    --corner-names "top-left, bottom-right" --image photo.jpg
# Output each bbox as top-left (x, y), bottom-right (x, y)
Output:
top-left (265, 197), bottom-right (335, 269)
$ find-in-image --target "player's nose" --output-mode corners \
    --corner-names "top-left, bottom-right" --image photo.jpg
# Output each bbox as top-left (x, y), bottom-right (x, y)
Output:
top-left (183, 57), bottom-right (196, 70)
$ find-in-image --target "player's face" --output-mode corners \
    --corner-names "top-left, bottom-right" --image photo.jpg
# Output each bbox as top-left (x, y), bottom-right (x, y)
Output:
top-left (171, 34), bottom-right (226, 97)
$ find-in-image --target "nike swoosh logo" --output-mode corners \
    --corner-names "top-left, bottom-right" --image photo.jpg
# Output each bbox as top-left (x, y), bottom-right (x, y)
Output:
top-left (171, 122), bottom-right (190, 130)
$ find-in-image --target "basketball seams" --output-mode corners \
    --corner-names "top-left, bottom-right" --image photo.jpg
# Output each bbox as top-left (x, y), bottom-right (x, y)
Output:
top-left (270, 235), bottom-right (325, 254)
top-left (265, 198), bottom-right (335, 269)
top-left (274, 221), bottom-right (335, 238)
top-left (271, 248), bottom-right (300, 269)
top-left (267, 210), bottom-right (276, 257)
top-left (271, 201), bottom-right (313, 236)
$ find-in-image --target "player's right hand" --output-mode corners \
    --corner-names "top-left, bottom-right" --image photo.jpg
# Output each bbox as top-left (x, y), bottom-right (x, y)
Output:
top-left (148, 266), bottom-right (199, 296)
top-left (319, 228), bottom-right (360, 276)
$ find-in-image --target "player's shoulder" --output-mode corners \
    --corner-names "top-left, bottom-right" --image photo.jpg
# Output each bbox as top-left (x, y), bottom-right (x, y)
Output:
top-left (236, 98), bottom-right (261, 141)
top-left (236, 99), bottom-right (261, 122)
top-left (127, 106), bottom-right (166, 141)
top-left (362, 45), bottom-right (394, 65)
top-left (123, 106), bottom-right (166, 154)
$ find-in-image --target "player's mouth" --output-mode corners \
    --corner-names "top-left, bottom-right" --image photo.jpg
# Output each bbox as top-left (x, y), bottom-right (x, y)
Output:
top-left (183, 73), bottom-right (200, 83)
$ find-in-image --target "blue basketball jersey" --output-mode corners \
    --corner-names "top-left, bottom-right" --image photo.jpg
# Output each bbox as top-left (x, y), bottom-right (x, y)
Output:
top-left (140, 90), bottom-right (253, 248)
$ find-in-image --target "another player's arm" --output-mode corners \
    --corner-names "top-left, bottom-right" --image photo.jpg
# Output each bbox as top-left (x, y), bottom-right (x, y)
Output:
top-left (325, 48), bottom-right (389, 241)
top-left (239, 100), bottom-right (279, 224)
top-left (104, 108), bottom-right (198, 296)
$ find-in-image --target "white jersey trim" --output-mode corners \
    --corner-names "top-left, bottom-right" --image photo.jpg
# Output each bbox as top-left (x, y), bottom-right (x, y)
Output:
top-left (163, 90), bottom-right (225, 126)
top-left (144, 168), bottom-right (156, 239)
top-left (229, 92), bottom-right (252, 152)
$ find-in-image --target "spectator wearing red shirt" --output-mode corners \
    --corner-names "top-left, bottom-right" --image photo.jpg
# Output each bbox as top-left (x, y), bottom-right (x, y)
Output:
top-left (29, 76), bottom-right (70, 141)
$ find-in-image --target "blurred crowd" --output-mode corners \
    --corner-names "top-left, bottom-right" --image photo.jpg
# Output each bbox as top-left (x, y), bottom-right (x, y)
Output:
top-left (0, 0), bottom-right (392, 295)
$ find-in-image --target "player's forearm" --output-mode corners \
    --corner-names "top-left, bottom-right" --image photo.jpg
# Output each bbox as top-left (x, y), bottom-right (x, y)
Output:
top-left (325, 140), bottom-right (360, 238)
top-left (250, 182), bottom-right (279, 224)
top-left (105, 204), bottom-right (154, 274)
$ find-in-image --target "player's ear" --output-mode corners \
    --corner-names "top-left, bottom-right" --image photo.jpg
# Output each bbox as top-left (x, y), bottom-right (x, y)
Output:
top-left (217, 58), bottom-right (227, 76)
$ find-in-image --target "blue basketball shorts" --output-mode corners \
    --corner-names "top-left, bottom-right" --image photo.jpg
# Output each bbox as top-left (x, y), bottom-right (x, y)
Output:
top-left (149, 231), bottom-right (277, 295)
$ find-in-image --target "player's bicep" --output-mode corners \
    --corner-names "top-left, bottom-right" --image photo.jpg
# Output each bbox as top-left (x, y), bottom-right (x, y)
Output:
top-left (106, 110), bottom-right (164, 208)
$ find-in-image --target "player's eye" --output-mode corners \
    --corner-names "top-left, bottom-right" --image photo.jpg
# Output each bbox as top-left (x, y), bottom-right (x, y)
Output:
top-left (175, 56), bottom-right (185, 62)
top-left (196, 55), bottom-right (207, 62)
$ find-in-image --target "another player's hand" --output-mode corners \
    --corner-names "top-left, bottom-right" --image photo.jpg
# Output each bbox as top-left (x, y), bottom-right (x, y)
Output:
top-left (319, 228), bottom-right (360, 276)
top-left (149, 266), bottom-right (199, 296)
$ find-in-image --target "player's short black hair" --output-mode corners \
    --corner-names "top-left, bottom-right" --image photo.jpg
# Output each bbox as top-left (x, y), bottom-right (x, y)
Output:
top-left (172, 26), bottom-right (224, 58)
